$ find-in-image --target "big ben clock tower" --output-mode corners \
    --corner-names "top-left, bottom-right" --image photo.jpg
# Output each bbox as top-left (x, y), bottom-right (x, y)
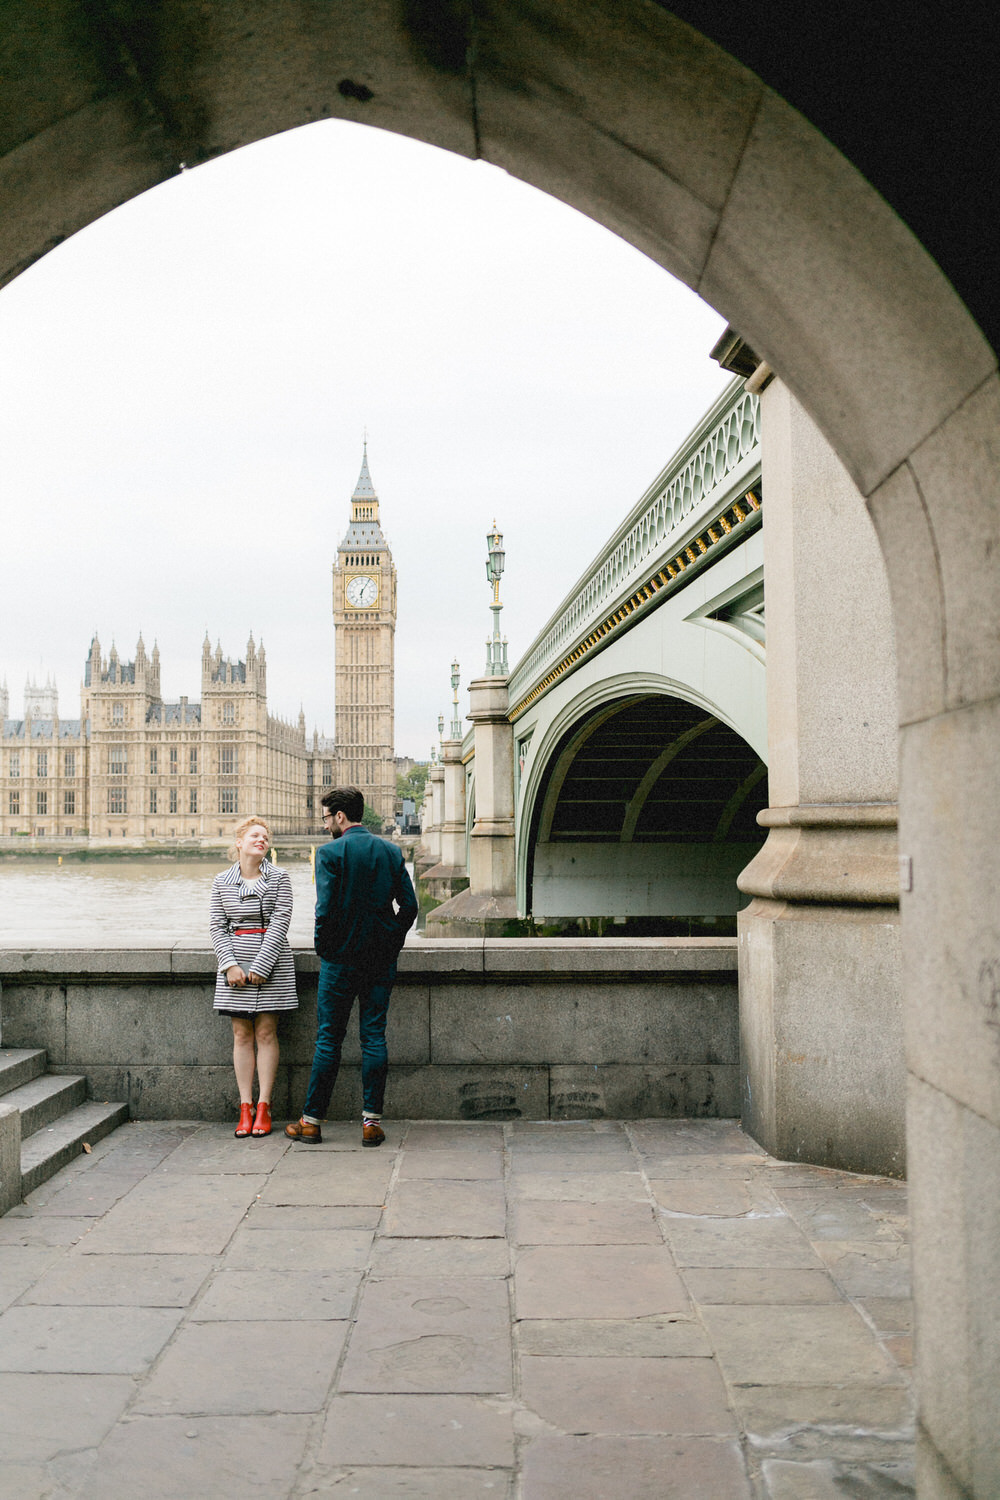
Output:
top-left (333, 445), bottom-right (397, 825)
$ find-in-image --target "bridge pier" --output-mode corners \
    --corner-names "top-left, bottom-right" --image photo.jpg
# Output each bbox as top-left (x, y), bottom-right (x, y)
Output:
top-left (738, 380), bottom-right (904, 1175)
top-left (426, 676), bottom-right (520, 936)
top-left (418, 736), bottom-right (470, 906)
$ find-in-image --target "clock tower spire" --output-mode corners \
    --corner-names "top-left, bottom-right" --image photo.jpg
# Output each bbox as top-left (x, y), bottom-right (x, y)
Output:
top-left (332, 445), bottom-right (397, 826)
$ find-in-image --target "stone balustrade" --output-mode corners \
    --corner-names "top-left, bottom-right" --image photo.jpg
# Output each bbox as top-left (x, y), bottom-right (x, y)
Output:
top-left (0, 940), bottom-right (738, 1123)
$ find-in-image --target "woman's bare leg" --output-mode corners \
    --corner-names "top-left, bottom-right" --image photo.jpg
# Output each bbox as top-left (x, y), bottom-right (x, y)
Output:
top-left (254, 1013), bottom-right (279, 1104)
top-left (231, 1016), bottom-right (256, 1103)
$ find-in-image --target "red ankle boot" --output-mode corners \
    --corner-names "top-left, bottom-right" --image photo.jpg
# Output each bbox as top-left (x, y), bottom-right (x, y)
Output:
top-left (235, 1101), bottom-right (254, 1138)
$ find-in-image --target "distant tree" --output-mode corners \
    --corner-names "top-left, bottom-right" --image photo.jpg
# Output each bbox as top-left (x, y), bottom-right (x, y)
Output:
top-left (361, 805), bottom-right (384, 833)
top-left (396, 764), bottom-right (429, 804)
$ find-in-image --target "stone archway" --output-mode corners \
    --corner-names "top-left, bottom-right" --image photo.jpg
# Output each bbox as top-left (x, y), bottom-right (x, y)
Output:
top-left (3, 6), bottom-right (997, 1493)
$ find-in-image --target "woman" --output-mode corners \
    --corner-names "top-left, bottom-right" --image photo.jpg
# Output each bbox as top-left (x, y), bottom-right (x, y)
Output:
top-left (209, 815), bottom-right (297, 1137)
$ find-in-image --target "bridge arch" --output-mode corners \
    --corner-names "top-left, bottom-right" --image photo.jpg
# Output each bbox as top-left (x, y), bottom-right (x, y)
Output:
top-left (519, 683), bottom-right (766, 927)
top-left (3, 8), bottom-right (998, 1493)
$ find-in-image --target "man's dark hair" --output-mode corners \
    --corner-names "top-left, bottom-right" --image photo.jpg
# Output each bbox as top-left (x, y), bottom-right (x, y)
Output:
top-left (321, 785), bottom-right (364, 822)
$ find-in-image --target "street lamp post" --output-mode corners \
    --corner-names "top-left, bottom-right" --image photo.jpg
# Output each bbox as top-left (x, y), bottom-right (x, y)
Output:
top-left (485, 521), bottom-right (508, 677)
top-left (450, 659), bottom-right (461, 739)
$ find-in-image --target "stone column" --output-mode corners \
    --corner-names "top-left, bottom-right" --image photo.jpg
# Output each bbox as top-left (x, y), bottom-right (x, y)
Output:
top-left (418, 739), bottom-right (470, 904)
top-left (425, 676), bottom-right (519, 935)
top-left (439, 739), bottom-right (468, 873)
top-left (738, 381), bottom-right (904, 1175)
top-left (415, 762), bottom-right (444, 875)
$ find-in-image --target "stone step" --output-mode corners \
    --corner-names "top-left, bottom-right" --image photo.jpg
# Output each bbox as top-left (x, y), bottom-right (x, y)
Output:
top-left (0, 1049), bottom-right (47, 1100)
top-left (20, 1100), bottom-right (129, 1197)
top-left (5, 1072), bottom-right (88, 1139)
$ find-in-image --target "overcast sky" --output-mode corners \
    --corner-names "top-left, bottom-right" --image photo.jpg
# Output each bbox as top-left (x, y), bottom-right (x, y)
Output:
top-left (0, 119), bottom-right (728, 758)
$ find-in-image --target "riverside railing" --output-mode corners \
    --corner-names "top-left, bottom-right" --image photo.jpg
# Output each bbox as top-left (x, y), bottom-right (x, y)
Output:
top-left (507, 377), bottom-right (761, 719)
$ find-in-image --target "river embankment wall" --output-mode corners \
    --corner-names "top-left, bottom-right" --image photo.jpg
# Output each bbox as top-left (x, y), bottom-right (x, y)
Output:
top-left (0, 940), bottom-right (738, 1121)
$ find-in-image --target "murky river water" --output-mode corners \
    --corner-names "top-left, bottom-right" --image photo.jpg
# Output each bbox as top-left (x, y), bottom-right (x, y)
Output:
top-left (0, 857), bottom-right (415, 948)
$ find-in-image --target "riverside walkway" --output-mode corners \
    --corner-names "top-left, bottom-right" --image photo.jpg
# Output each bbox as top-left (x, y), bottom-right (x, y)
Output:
top-left (0, 1118), bottom-right (913, 1498)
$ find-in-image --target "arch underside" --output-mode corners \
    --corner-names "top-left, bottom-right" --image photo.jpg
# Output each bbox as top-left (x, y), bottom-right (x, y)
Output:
top-left (529, 693), bottom-right (767, 931)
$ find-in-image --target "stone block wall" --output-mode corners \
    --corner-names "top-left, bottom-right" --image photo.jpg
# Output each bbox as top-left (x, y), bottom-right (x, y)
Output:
top-left (0, 940), bottom-right (738, 1122)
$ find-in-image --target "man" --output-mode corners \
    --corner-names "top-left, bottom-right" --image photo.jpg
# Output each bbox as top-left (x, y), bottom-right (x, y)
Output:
top-left (285, 786), bottom-right (418, 1147)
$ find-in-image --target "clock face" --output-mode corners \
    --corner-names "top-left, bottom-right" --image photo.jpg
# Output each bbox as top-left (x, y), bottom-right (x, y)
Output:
top-left (346, 574), bottom-right (379, 609)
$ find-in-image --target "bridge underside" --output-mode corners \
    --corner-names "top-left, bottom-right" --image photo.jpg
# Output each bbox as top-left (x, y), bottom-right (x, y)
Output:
top-left (529, 693), bottom-right (767, 933)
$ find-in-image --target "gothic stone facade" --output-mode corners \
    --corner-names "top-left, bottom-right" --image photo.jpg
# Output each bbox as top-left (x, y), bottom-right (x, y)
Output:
top-left (0, 635), bottom-right (318, 842)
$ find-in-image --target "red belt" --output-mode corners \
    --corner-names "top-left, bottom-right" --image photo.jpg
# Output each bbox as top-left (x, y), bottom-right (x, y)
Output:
top-left (233, 927), bottom-right (266, 934)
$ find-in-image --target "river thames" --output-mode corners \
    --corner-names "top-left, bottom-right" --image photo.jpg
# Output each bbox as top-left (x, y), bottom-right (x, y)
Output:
top-left (0, 857), bottom-right (417, 947)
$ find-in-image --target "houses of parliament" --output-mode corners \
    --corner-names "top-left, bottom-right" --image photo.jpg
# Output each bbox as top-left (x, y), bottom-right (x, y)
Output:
top-left (0, 452), bottom-right (399, 844)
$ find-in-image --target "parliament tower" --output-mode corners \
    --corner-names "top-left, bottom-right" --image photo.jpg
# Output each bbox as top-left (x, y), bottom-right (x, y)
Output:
top-left (332, 446), bottom-right (397, 825)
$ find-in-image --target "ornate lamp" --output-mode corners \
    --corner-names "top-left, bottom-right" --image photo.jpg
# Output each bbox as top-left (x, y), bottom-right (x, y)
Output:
top-left (450, 659), bottom-right (461, 739)
top-left (485, 521), bottom-right (508, 677)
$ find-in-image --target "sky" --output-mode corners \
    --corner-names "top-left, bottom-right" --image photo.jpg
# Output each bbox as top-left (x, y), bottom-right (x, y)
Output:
top-left (0, 119), bottom-right (729, 759)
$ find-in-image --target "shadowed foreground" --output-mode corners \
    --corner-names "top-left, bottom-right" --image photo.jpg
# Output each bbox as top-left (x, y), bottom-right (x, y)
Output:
top-left (0, 1119), bottom-right (912, 1498)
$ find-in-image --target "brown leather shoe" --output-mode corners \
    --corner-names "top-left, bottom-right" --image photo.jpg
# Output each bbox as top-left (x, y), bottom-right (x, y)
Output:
top-left (362, 1119), bottom-right (386, 1148)
top-left (251, 1101), bottom-right (272, 1137)
top-left (285, 1117), bottom-right (322, 1143)
top-left (235, 1101), bottom-right (254, 1138)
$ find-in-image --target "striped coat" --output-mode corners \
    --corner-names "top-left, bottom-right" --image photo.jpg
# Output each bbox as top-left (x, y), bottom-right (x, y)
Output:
top-left (209, 860), bottom-right (298, 1013)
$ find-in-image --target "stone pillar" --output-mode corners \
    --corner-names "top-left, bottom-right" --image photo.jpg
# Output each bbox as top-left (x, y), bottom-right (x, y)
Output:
top-left (439, 739), bottom-right (468, 873)
top-left (425, 676), bottom-right (519, 936)
top-left (737, 381), bottom-right (904, 1175)
top-left (418, 739), bottom-right (470, 904)
top-left (414, 762), bottom-right (444, 876)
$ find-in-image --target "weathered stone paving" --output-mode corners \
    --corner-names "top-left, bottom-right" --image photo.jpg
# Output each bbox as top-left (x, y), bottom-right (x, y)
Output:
top-left (0, 1118), bottom-right (913, 1498)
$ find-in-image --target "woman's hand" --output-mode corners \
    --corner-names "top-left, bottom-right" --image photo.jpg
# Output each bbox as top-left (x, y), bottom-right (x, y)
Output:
top-left (247, 971), bottom-right (265, 986)
top-left (226, 965), bottom-right (247, 988)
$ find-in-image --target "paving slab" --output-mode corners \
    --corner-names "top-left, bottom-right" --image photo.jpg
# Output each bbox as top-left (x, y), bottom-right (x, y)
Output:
top-left (629, 1120), bottom-right (762, 1156)
top-left (370, 1236), bottom-right (510, 1278)
top-left (397, 1149), bottom-right (503, 1179)
top-left (509, 1172), bottom-right (648, 1202)
top-left (699, 1304), bottom-right (903, 1387)
top-left (134, 1318), bottom-right (349, 1414)
top-left (79, 1414), bottom-right (313, 1500)
top-left (509, 1199), bottom-right (662, 1245)
top-left (814, 1240), bottom-right (912, 1298)
top-left (520, 1435), bottom-right (753, 1500)
top-left (22, 1172), bottom-right (144, 1218)
top-left (0, 1245), bottom-right (64, 1310)
top-left (508, 1150), bottom-right (635, 1175)
top-left (516, 1316), bottom-right (711, 1357)
top-left (0, 1304), bottom-right (183, 1373)
top-left (635, 1151), bottom-right (767, 1180)
top-left (260, 1154), bottom-right (393, 1207)
top-left (683, 1268), bottom-right (843, 1305)
top-left (244, 1203), bottom-right (382, 1231)
top-left (222, 1226), bottom-right (373, 1270)
top-left (650, 1177), bottom-right (782, 1218)
top-left (383, 1179), bottom-right (506, 1238)
top-left (730, 1382), bottom-right (914, 1448)
top-left (78, 1174), bottom-right (266, 1255)
top-left (340, 1276), bottom-right (511, 1393)
top-left (403, 1122), bottom-right (504, 1150)
top-left (514, 1244), bottom-right (689, 1320)
top-left (193, 1268), bottom-right (361, 1321)
top-left (154, 1127), bottom-right (291, 1174)
top-left (520, 1354), bottom-right (736, 1434)
top-left (662, 1215), bottom-right (823, 1269)
top-left (0, 1372), bottom-right (134, 1461)
top-left (761, 1456), bottom-right (915, 1497)
top-left (299, 1468), bottom-right (512, 1497)
top-left (21, 1252), bottom-right (216, 1306)
top-left (0, 1214), bottom-right (95, 1246)
top-left (317, 1393), bottom-right (515, 1466)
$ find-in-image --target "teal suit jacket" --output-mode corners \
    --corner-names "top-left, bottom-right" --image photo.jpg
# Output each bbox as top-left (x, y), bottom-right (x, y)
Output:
top-left (314, 825), bottom-right (418, 967)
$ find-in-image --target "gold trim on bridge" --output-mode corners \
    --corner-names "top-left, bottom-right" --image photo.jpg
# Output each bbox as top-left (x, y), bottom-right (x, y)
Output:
top-left (509, 489), bottom-right (761, 722)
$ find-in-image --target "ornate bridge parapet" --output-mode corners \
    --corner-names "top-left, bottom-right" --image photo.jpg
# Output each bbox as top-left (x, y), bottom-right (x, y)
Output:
top-left (507, 378), bottom-right (761, 722)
